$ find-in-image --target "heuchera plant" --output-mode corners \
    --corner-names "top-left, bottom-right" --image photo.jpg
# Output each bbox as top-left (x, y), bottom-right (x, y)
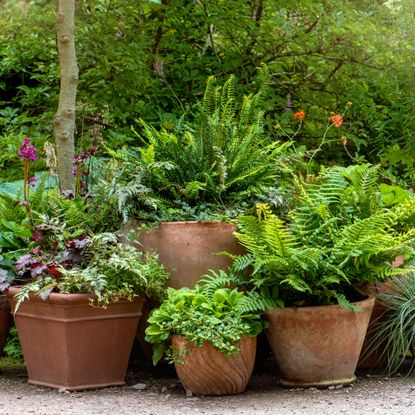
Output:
top-left (14, 222), bottom-right (88, 285)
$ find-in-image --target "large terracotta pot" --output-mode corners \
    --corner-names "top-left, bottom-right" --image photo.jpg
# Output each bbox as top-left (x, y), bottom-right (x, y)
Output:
top-left (128, 221), bottom-right (244, 289)
top-left (265, 296), bottom-right (375, 388)
top-left (126, 220), bottom-right (244, 362)
top-left (0, 294), bottom-right (12, 356)
top-left (171, 335), bottom-right (256, 396)
top-left (7, 287), bottom-right (144, 391)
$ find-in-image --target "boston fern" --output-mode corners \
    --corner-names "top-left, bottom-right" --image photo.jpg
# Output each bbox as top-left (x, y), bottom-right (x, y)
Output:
top-left (145, 273), bottom-right (269, 365)
top-left (108, 67), bottom-right (290, 221)
top-left (233, 165), bottom-right (415, 309)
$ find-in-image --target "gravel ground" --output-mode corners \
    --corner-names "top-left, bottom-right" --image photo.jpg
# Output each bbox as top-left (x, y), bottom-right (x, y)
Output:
top-left (1, 358), bottom-right (415, 415)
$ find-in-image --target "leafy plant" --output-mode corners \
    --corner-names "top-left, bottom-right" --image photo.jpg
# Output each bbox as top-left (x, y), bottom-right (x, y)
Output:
top-left (12, 232), bottom-right (170, 312)
top-left (145, 271), bottom-right (269, 365)
top-left (108, 70), bottom-right (291, 221)
top-left (3, 326), bottom-right (22, 360)
top-left (233, 165), bottom-right (415, 309)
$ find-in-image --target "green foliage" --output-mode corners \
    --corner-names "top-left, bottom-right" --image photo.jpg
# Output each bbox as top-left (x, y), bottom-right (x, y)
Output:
top-left (3, 325), bottom-right (22, 360)
top-left (13, 232), bottom-right (170, 312)
top-left (3, 1), bottom-right (415, 182)
top-left (234, 165), bottom-right (415, 308)
top-left (362, 275), bottom-right (415, 376)
top-left (109, 73), bottom-right (290, 221)
top-left (145, 274), bottom-right (267, 365)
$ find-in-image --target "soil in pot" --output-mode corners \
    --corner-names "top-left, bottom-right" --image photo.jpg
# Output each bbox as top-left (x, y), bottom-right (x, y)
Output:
top-left (7, 287), bottom-right (144, 391)
top-left (171, 335), bottom-right (257, 396)
top-left (265, 296), bottom-right (375, 388)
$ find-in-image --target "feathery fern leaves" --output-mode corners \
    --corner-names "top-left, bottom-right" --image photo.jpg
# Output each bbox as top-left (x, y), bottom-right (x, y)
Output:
top-left (108, 72), bottom-right (287, 221)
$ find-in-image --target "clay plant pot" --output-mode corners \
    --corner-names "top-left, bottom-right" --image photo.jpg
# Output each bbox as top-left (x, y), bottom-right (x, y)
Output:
top-left (126, 221), bottom-right (244, 362)
top-left (7, 286), bottom-right (144, 391)
top-left (358, 276), bottom-right (408, 369)
top-left (128, 221), bottom-right (244, 289)
top-left (265, 296), bottom-right (375, 388)
top-left (0, 294), bottom-right (13, 356)
top-left (171, 335), bottom-right (257, 396)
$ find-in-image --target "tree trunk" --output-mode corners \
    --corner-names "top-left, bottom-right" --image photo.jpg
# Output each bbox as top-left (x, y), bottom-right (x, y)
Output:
top-left (54, 0), bottom-right (78, 191)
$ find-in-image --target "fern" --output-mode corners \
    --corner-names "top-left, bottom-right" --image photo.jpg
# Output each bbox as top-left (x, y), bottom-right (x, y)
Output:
top-left (233, 163), bottom-right (415, 308)
top-left (108, 71), bottom-right (288, 221)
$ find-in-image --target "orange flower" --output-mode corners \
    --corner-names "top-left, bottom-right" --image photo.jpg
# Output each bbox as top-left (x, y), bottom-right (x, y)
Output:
top-left (330, 114), bottom-right (343, 128)
top-left (294, 111), bottom-right (305, 120)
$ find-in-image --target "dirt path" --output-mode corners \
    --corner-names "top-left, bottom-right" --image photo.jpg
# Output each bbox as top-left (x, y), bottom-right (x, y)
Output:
top-left (0, 360), bottom-right (414, 415)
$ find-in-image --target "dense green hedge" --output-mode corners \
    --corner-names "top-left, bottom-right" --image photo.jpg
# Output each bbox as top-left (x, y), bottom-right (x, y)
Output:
top-left (1, 0), bottom-right (414, 183)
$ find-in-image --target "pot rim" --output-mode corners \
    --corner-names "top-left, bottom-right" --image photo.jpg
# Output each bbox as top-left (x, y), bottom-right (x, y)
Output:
top-left (6, 286), bottom-right (144, 306)
top-left (129, 219), bottom-right (237, 226)
top-left (265, 295), bottom-right (375, 315)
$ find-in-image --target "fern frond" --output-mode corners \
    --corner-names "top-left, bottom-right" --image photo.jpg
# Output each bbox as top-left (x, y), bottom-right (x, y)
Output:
top-left (237, 291), bottom-right (282, 313)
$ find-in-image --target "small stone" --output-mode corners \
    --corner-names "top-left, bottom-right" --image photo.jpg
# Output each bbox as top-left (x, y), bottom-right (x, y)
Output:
top-left (161, 386), bottom-right (167, 393)
top-left (131, 383), bottom-right (147, 391)
top-left (58, 387), bottom-right (67, 393)
top-left (328, 386), bottom-right (335, 390)
top-left (186, 389), bottom-right (193, 397)
top-left (165, 394), bottom-right (171, 400)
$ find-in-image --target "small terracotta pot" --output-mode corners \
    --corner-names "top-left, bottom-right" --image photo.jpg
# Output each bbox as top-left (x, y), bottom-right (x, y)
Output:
top-left (172, 335), bottom-right (257, 396)
top-left (127, 221), bottom-right (244, 289)
top-left (7, 287), bottom-right (144, 391)
top-left (265, 296), bottom-right (375, 388)
top-left (0, 294), bottom-right (13, 356)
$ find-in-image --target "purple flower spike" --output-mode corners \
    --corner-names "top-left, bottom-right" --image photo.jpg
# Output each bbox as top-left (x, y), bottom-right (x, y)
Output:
top-left (28, 176), bottom-right (37, 188)
top-left (18, 137), bottom-right (39, 161)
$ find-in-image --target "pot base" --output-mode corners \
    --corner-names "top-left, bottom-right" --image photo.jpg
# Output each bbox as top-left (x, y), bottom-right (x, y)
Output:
top-left (28, 379), bottom-right (126, 391)
top-left (281, 374), bottom-right (356, 389)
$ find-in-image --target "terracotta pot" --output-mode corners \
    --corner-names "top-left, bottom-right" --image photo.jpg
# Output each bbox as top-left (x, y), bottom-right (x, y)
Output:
top-left (172, 335), bottom-right (256, 396)
top-left (125, 221), bottom-right (244, 362)
top-left (0, 294), bottom-right (13, 356)
top-left (127, 221), bottom-right (244, 289)
top-left (265, 296), bottom-right (375, 388)
top-left (359, 277), bottom-right (408, 369)
top-left (7, 287), bottom-right (144, 391)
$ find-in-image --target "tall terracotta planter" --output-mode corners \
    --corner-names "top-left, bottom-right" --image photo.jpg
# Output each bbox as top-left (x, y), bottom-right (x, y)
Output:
top-left (172, 335), bottom-right (257, 396)
top-left (0, 295), bottom-right (12, 356)
top-left (7, 287), bottom-right (144, 391)
top-left (127, 221), bottom-right (244, 360)
top-left (265, 296), bottom-right (375, 388)
top-left (129, 221), bottom-right (244, 289)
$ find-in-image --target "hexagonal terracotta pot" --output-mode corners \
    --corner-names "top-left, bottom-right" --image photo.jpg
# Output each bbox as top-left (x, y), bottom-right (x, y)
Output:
top-left (0, 295), bottom-right (12, 356)
top-left (265, 296), bottom-right (375, 388)
top-left (172, 335), bottom-right (257, 396)
top-left (7, 287), bottom-right (144, 391)
top-left (127, 221), bottom-right (244, 289)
